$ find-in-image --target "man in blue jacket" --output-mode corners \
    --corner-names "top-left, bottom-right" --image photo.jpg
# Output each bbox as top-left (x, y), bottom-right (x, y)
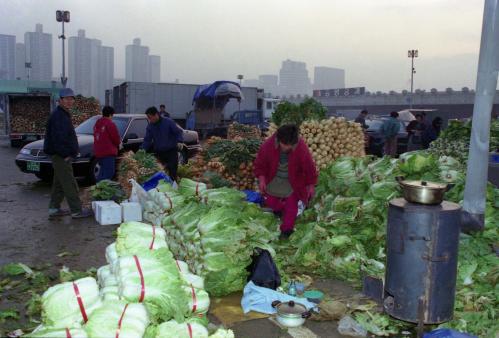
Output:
top-left (142, 106), bottom-right (183, 181)
top-left (43, 88), bottom-right (92, 219)
top-left (380, 111), bottom-right (401, 157)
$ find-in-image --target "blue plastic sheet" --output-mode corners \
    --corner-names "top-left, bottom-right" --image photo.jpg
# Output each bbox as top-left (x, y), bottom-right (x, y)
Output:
top-left (141, 172), bottom-right (173, 191)
top-left (423, 329), bottom-right (477, 338)
top-left (243, 190), bottom-right (263, 204)
top-left (241, 281), bottom-right (317, 314)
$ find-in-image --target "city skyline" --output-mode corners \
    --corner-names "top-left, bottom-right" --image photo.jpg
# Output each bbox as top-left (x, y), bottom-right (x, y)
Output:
top-left (0, 0), bottom-right (488, 92)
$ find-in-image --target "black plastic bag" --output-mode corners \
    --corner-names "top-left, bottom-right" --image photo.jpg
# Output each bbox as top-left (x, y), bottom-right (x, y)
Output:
top-left (246, 248), bottom-right (281, 290)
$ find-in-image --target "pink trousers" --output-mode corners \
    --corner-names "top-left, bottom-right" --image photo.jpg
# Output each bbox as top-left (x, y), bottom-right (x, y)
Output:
top-left (264, 193), bottom-right (299, 232)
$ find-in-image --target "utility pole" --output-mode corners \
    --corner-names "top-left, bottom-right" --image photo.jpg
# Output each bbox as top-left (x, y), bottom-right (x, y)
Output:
top-left (56, 10), bottom-right (70, 88)
top-left (408, 49), bottom-right (418, 109)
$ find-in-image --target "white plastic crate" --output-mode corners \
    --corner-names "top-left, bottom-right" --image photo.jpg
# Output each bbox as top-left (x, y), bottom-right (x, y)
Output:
top-left (121, 202), bottom-right (142, 222)
top-left (96, 201), bottom-right (122, 225)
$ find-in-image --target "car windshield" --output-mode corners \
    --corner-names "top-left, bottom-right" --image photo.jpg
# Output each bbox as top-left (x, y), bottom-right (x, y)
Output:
top-left (75, 116), bottom-right (129, 137)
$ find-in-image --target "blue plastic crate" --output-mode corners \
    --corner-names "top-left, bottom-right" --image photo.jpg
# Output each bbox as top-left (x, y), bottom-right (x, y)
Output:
top-left (232, 110), bottom-right (264, 126)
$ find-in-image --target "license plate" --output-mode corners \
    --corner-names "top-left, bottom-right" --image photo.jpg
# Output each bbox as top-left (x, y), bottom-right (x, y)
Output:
top-left (27, 161), bottom-right (40, 172)
top-left (25, 135), bottom-right (37, 141)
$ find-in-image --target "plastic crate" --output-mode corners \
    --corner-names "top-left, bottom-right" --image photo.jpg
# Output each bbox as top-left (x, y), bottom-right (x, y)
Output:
top-left (232, 110), bottom-right (264, 126)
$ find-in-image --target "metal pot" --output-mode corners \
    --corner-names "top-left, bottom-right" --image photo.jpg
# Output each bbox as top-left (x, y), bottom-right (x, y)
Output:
top-left (396, 177), bottom-right (452, 205)
top-left (271, 300), bottom-right (311, 327)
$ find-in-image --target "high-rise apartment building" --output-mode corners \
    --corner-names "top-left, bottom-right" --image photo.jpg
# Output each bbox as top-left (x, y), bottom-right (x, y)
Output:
top-left (258, 74), bottom-right (279, 96)
top-left (278, 59), bottom-right (311, 96)
top-left (0, 34), bottom-right (16, 80)
top-left (313, 66), bottom-right (345, 90)
top-left (126, 38), bottom-right (150, 82)
top-left (24, 24), bottom-right (52, 81)
top-left (148, 55), bottom-right (161, 83)
top-left (15, 43), bottom-right (26, 80)
top-left (69, 30), bottom-right (114, 103)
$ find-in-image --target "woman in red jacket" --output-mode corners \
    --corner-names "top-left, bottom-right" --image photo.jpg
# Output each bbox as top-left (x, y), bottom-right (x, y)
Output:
top-left (254, 124), bottom-right (318, 239)
top-left (93, 106), bottom-right (121, 182)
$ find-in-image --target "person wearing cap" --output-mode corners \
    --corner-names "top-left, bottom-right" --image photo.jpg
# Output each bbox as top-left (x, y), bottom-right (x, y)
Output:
top-left (43, 88), bottom-right (92, 219)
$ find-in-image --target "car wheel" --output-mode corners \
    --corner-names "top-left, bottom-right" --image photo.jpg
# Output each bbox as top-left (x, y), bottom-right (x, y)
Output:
top-left (84, 159), bottom-right (99, 185)
top-left (35, 172), bottom-right (53, 183)
top-left (10, 139), bottom-right (22, 148)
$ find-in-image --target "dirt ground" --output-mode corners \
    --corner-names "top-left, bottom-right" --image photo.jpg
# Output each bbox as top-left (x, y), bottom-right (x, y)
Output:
top-left (0, 140), bottom-right (357, 337)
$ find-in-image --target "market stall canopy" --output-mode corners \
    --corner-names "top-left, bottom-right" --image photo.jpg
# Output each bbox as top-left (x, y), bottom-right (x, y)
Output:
top-left (192, 81), bottom-right (244, 110)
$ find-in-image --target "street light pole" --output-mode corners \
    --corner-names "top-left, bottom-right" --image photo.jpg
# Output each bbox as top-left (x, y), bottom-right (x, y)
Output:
top-left (408, 49), bottom-right (418, 109)
top-left (56, 10), bottom-right (70, 88)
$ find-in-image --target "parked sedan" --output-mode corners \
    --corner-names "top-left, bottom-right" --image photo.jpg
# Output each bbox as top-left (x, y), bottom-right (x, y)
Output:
top-left (365, 118), bottom-right (409, 156)
top-left (15, 114), bottom-right (201, 183)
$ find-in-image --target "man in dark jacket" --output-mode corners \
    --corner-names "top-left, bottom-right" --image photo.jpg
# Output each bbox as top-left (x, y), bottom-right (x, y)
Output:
top-left (354, 110), bottom-right (369, 129)
top-left (43, 88), bottom-right (92, 219)
top-left (141, 106), bottom-right (183, 181)
top-left (94, 106), bottom-right (121, 181)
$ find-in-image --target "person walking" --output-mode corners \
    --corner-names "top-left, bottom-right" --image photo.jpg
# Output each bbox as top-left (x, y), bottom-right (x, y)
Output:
top-left (93, 106), bottom-right (121, 182)
top-left (254, 124), bottom-right (317, 239)
top-left (142, 106), bottom-right (183, 181)
top-left (380, 111), bottom-right (401, 157)
top-left (43, 88), bottom-right (92, 219)
top-left (406, 114), bottom-right (425, 151)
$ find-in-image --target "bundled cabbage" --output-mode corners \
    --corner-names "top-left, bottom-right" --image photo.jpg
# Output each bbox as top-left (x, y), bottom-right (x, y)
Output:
top-left (199, 187), bottom-right (245, 206)
top-left (41, 277), bottom-right (101, 328)
top-left (105, 242), bottom-right (119, 273)
top-left (25, 326), bottom-right (88, 338)
top-left (97, 265), bottom-right (119, 301)
top-left (144, 187), bottom-right (187, 225)
top-left (85, 301), bottom-right (149, 338)
top-left (115, 248), bottom-right (187, 322)
top-left (116, 221), bottom-right (168, 255)
top-left (146, 319), bottom-right (209, 338)
top-left (178, 178), bottom-right (207, 197)
top-left (162, 189), bottom-right (278, 296)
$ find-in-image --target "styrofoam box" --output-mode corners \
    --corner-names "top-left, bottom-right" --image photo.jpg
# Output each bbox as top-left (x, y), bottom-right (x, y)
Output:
top-left (121, 202), bottom-right (142, 222)
top-left (96, 201), bottom-right (122, 225)
top-left (92, 201), bottom-right (114, 213)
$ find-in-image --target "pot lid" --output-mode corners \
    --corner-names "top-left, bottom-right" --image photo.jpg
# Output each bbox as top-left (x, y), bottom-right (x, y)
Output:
top-left (401, 180), bottom-right (448, 189)
top-left (276, 301), bottom-right (307, 315)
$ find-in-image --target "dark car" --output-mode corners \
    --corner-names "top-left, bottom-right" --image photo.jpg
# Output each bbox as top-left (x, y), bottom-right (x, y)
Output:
top-left (365, 118), bottom-right (409, 156)
top-left (15, 114), bottom-right (201, 183)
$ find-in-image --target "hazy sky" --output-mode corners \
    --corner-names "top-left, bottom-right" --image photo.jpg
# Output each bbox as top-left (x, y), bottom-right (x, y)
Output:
top-left (1, 0), bottom-right (487, 91)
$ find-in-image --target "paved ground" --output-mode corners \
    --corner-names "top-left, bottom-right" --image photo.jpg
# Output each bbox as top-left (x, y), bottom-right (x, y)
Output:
top-left (0, 140), bottom-right (353, 337)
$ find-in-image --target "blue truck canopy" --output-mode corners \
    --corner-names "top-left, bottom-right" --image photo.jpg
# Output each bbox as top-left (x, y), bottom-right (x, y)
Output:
top-left (192, 81), bottom-right (244, 110)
